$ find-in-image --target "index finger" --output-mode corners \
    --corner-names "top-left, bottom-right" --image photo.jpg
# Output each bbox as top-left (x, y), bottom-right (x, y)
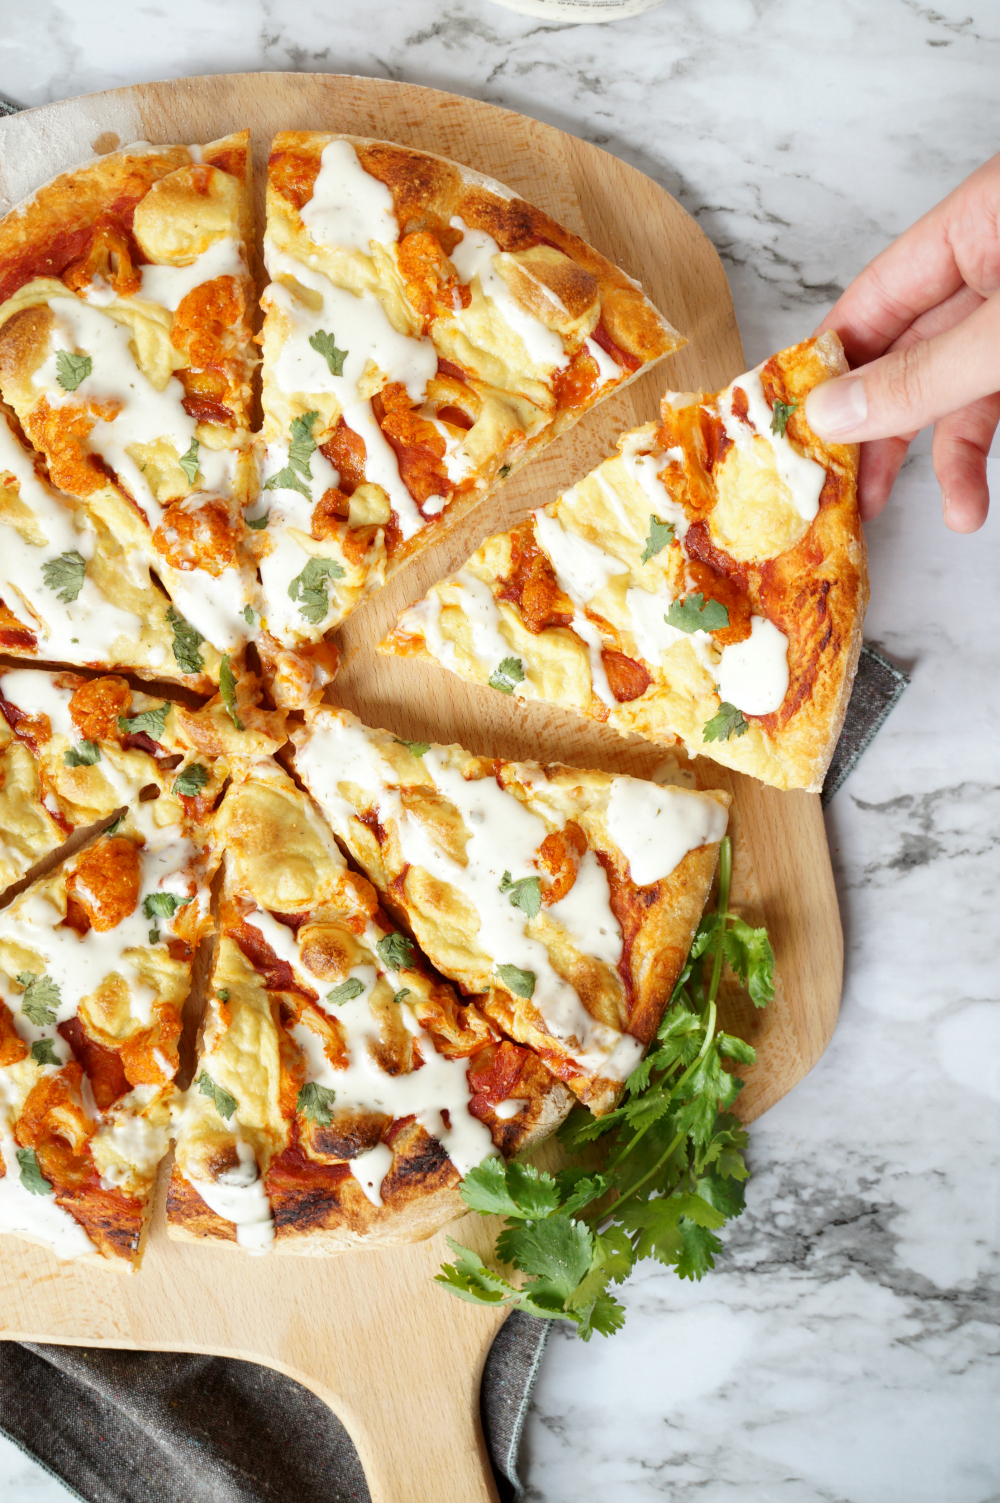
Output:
top-left (815, 153), bottom-right (1000, 365)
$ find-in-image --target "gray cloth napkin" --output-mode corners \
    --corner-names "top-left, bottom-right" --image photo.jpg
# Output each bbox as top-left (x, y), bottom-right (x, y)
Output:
top-left (0, 644), bottom-right (907, 1503)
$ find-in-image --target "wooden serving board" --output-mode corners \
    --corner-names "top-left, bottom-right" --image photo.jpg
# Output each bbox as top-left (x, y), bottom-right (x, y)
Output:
top-left (0, 74), bottom-right (843, 1503)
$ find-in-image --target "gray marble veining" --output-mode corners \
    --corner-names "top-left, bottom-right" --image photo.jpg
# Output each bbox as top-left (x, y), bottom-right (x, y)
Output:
top-left (1, 3), bottom-right (999, 1499)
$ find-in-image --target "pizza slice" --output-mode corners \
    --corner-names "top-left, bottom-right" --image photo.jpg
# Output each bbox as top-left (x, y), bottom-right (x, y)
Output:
top-left (0, 666), bottom-right (288, 1268)
top-left (0, 405), bottom-right (207, 684)
top-left (0, 134), bottom-right (260, 683)
top-left (381, 334), bottom-right (867, 792)
top-left (291, 707), bottom-right (729, 1115)
top-left (255, 132), bottom-right (682, 643)
top-left (0, 663), bottom-right (286, 898)
top-left (168, 759), bottom-right (570, 1255)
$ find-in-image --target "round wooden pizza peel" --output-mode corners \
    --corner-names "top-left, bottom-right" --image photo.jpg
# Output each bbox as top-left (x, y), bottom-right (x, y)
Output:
top-left (0, 73), bottom-right (843, 1503)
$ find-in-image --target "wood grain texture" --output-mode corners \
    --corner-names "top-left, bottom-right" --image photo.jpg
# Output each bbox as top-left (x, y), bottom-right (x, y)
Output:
top-left (0, 73), bottom-right (842, 1503)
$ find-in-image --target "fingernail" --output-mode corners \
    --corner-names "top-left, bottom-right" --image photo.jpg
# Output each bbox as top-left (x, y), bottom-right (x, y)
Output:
top-left (941, 490), bottom-right (952, 524)
top-left (805, 376), bottom-right (868, 438)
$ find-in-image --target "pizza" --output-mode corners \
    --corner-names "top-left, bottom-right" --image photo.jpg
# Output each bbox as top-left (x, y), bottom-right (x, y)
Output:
top-left (0, 134), bottom-right (260, 684)
top-left (291, 707), bottom-right (729, 1115)
top-left (0, 405), bottom-right (208, 685)
top-left (381, 334), bottom-right (867, 792)
top-left (168, 759), bottom-right (571, 1254)
top-left (0, 663), bottom-right (286, 898)
top-left (0, 666), bottom-right (288, 1267)
top-left (255, 133), bottom-right (682, 644)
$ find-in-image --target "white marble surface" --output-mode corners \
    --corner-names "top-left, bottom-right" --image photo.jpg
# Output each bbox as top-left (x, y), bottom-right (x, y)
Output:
top-left (1, 3), bottom-right (999, 1500)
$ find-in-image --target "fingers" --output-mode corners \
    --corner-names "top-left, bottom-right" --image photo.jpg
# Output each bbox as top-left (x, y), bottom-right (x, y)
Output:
top-left (814, 151), bottom-right (1000, 364)
top-left (932, 391), bottom-right (1000, 533)
top-left (856, 436), bottom-right (915, 521)
top-left (805, 286), bottom-right (1000, 442)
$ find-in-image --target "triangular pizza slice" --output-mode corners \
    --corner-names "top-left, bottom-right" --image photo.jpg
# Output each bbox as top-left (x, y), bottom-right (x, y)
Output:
top-left (291, 707), bottom-right (729, 1116)
top-left (255, 133), bottom-right (682, 644)
top-left (168, 759), bottom-right (570, 1255)
top-left (0, 135), bottom-right (260, 682)
top-left (0, 667), bottom-right (287, 1268)
top-left (381, 334), bottom-right (868, 792)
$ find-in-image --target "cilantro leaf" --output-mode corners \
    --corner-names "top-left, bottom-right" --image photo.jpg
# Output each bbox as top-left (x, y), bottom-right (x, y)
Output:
top-left (498, 464), bottom-right (511, 479)
top-left (243, 605), bottom-right (256, 626)
top-left (434, 1239), bottom-right (521, 1307)
top-left (641, 514), bottom-right (675, 564)
top-left (488, 656), bottom-right (525, 695)
top-left (31, 1038), bottom-right (60, 1067)
top-left (15, 972), bottom-right (59, 1026)
top-left (326, 978), bottom-right (366, 1005)
top-left (288, 411), bottom-right (319, 475)
top-left (499, 870), bottom-right (542, 921)
top-left (17, 1147), bottom-right (53, 1196)
top-left (219, 653), bottom-right (244, 730)
top-left (166, 607), bottom-right (204, 676)
top-left (245, 511), bottom-right (269, 530)
top-left (309, 329), bottom-right (349, 377)
top-left (178, 437), bottom-right (199, 485)
top-left (723, 918), bottom-right (775, 1007)
top-left (143, 892), bottom-right (194, 920)
top-left (575, 1292), bottom-right (628, 1340)
top-left (393, 988), bottom-right (411, 1005)
top-left (665, 592), bottom-right (730, 634)
top-left (63, 740), bottom-right (101, 767)
top-left (264, 465), bottom-right (311, 498)
top-left (197, 1070), bottom-right (238, 1121)
top-left (770, 399), bottom-right (797, 437)
top-left (41, 549), bottom-right (87, 604)
top-left (297, 1081), bottom-right (337, 1125)
top-left (394, 737), bottom-right (430, 758)
top-left (287, 556), bottom-right (345, 626)
top-left (173, 762), bottom-right (209, 797)
top-left (495, 963), bottom-right (535, 999)
top-left (703, 702), bottom-right (749, 743)
top-left (118, 701), bottom-right (169, 741)
top-left (56, 351), bottom-right (92, 392)
top-left (496, 1214), bottom-right (593, 1303)
top-left (376, 932), bottom-right (415, 972)
top-left (460, 1159), bottom-right (561, 1221)
top-left (217, 989), bottom-right (230, 1003)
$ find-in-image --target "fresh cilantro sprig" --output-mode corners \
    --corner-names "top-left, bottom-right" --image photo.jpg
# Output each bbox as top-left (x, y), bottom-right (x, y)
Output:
top-left (394, 737), bottom-right (430, 758)
top-left (326, 977), bottom-right (366, 1005)
top-left (41, 550), bottom-right (87, 604)
top-left (56, 351), bottom-right (92, 392)
top-left (17, 1147), bottom-right (53, 1196)
top-left (15, 972), bottom-right (60, 1026)
top-left (178, 438), bottom-right (200, 485)
top-left (297, 1081), bottom-right (337, 1125)
top-left (499, 871), bottom-right (542, 921)
top-left (287, 556), bottom-right (344, 626)
top-left (31, 1038), bottom-right (61, 1068)
top-left (770, 399), bottom-right (797, 437)
top-left (63, 740), bottom-right (101, 767)
top-left (641, 515), bottom-right (674, 565)
top-left (173, 762), bottom-right (209, 798)
top-left (437, 836), bottom-right (774, 1339)
top-left (166, 607), bottom-right (204, 677)
top-left (219, 653), bottom-right (244, 730)
top-left (376, 932), bottom-right (416, 972)
top-left (265, 411), bottom-right (319, 498)
top-left (119, 701), bottom-right (169, 741)
top-left (488, 656), bottom-right (525, 695)
top-left (703, 702), bottom-right (749, 743)
top-left (309, 330), bottom-right (348, 377)
top-left (665, 593), bottom-right (729, 634)
top-left (197, 1071), bottom-right (238, 1121)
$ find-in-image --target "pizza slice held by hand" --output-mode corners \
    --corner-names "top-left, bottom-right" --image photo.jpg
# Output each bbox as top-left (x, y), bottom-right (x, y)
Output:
top-left (291, 707), bottom-right (729, 1116)
top-left (168, 759), bottom-right (570, 1255)
top-left (0, 135), bottom-right (261, 683)
top-left (381, 334), bottom-right (868, 792)
top-left (255, 133), bottom-right (682, 644)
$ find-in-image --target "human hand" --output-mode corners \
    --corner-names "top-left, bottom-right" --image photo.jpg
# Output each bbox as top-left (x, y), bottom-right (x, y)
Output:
top-left (804, 152), bottom-right (1000, 533)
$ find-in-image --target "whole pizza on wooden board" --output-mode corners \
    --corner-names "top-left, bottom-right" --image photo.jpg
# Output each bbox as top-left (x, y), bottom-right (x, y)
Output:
top-left (0, 125), bottom-right (864, 1269)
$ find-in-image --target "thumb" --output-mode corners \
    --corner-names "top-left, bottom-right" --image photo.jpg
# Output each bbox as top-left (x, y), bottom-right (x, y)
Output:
top-left (805, 287), bottom-right (1000, 442)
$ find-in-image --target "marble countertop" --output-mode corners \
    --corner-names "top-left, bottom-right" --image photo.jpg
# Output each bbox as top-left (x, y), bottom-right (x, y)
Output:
top-left (1, 3), bottom-right (999, 1500)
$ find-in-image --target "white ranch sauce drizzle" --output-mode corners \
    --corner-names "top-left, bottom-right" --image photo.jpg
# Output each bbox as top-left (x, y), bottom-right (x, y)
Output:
top-left (584, 336), bottom-right (622, 386)
top-left (532, 506), bottom-right (627, 709)
top-left (32, 298), bottom-right (198, 527)
top-left (94, 1106), bottom-right (170, 1189)
top-left (397, 593), bottom-right (459, 672)
top-left (623, 586), bottom-right (718, 676)
top-left (294, 716), bottom-right (640, 1081)
top-left (189, 1137), bottom-right (274, 1254)
top-left (717, 366), bottom-right (826, 522)
top-left (0, 1112), bottom-right (97, 1259)
top-left (300, 139), bottom-right (399, 253)
top-left (138, 236), bottom-right (245, 312)
top-left (257, 440), bottom-right (344, 644)
top-left (451, 570), bottom-right (524, 688)
top-left (716, 614), bottom-right (790, 715)
top-left (547, 849), bottom-right (622, 966)
top-left (449, 217), bottom-right (569, 372)
top-left (605, 777), bottom-right (728, 887)
top-left (0, 669), bottom-right (76, 740)
top-left (0, 417), bottom-right (143, 660)
top-left (618, 432), bottom-right (689, 540)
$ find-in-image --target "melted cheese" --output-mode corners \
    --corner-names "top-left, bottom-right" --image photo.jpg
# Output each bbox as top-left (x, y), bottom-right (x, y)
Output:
top-left (450, 217), bottom-right (569, 372)
top-left (0, 669), bottom-right (75, 739)
top-left (299, 139), bottom-right (400, 253)
top-left (718, 367), bottom-right (826, 522)
top-left (605, 777), bottom-right (727, 886)
top-left (0, 417), bottom-right (143, 660)
top-left (0, 1113), bottom-right (97, 1260)
top-left (451, 570), bottom-right (523, 687)
top-left (716, 614), bottom-right (790, 715)
top-left (188, 1137), bottom-right (274, 1254)
top-left (138, 236), bottom-right (246, 312)
top-left (618, 431), bottom-right (689, 540)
